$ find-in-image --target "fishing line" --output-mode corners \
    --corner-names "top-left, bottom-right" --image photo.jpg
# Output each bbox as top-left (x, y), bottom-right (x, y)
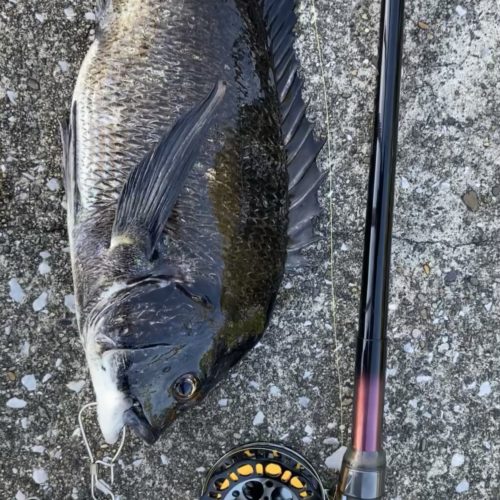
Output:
top-left (78, 402), bottom-right (127, 499)
top-left (309, 0), bottom-right (344, 444)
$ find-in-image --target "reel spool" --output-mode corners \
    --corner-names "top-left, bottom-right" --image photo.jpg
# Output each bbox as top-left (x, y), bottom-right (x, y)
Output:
top-left (201, 442), bottom-right (328, 500)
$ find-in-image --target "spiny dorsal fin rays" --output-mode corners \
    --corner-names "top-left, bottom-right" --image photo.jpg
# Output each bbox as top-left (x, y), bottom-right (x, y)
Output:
top-left (110, 80), bottom-right (226, 259)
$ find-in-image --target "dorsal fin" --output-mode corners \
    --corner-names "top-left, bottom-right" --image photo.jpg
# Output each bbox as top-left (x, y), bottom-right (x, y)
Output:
top-left (111, 81), bottom-right (226, 258)
top-left (262, 0), bottom-right (326, 268)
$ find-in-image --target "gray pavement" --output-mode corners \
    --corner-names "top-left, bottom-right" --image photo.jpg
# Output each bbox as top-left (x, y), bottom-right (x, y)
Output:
top-left (0, 0), bottom-right (499, 499)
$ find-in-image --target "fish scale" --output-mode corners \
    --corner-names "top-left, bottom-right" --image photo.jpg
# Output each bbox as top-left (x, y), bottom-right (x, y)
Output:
top-left (76, 2), bottom-right (228, 208)
top-left (62, 0), bottom-right (324, 445)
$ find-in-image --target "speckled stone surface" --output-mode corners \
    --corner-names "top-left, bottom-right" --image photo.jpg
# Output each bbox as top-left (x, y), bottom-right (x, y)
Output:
top-left (1, 1), bottom-right (498, 499)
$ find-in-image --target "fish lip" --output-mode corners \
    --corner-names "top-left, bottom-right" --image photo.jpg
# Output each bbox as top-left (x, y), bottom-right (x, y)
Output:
top-left (123, 406), bottom-right (159, 445)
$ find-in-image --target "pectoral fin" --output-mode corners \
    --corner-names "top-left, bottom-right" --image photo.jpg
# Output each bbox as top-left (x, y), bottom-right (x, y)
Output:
top-left (111, 80), bottom-right (226, 258)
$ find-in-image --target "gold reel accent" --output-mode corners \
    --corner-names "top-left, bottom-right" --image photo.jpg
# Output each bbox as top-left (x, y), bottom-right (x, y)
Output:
top-left (201, 442), bottom-right (327, 500)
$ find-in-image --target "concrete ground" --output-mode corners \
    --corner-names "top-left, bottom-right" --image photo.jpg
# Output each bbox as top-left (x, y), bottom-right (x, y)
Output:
top-left (1, 0), bottom-right (498, 499)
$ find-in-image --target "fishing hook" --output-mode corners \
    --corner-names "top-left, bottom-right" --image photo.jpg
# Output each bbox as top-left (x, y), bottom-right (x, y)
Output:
top-left (78, 402), bottom-right (126, 500)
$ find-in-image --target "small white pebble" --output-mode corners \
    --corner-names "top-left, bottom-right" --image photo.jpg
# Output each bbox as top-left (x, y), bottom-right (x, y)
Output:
top-left (403, 342), bottom-right (414, 353)
top-left (248, 381), bottom-right (260, 390)
top-left (283, 281), bottom-right (293, 289)
top-left (412, 328), bottom-right (422, 338)
top-left (160, 454), bottom-right (169, 465)
top-left (84, 11), bottom-right (96, 21)
top-left (132, 459), bottom-right (143, 467)
top-left (6, 90), bottom-right (17, 104)
top-left (298, 396), bottom-right (310, 408)
top-left (455, 479), bottom-right (469, 493)
top-left (35, 13), bottom-right (46, 23)
top-left (253, 410), bottom-right (265, 426)
top-left (438, 342), bottom-right (449, 353)
top-left (451, 453), bottom-right (465, 467)
top-left (66, 380), bottom-right (85, 393)
top-left (416, 374), bottom-right (432, 384)
top-left (21, 374), bottom-right (37, 391)
top-left (455, 5), bottom-right (467, 17)
top-left (218, 399), bottom-right (228, 407)
top-left (303, 370), bottom-right (312, 380)
top-left (64, 6), bottom-right (76, 20)
top-left (484, 302), bottom-right (492, 312)
top-left (15, 491), bottom-right (26, 500)
top-left (400, 177), bottom-right (410, 189)
top-left (47, 178), bottom-right (60, 191)
top-left (58, 61), bottom-right (69, 73)
top-left (302, 436), bottom-right (312, 444)
top-left (325, 446), bottom-right (347, 470)
top-left (9, 278), bottom-right (25, 303)
top-left (33, 468), bottom-right (48, 484)
top-left (7, 398), bottom-right (27, 409)
top-left (478, 381), bottom-right (491, 396)
top-left (55, 358), bottom-right (62, 368)
top-left (340, 243), bottom-right (349, 251)
top-left (38, 261), bottom-right (51, 275)
top-left (21, 417), bottom-right (29, 429)
top-left (196, 466), bottom-right (206, 473)
top-left (33, 292), bottom-right (48, 312)
top-left (388, 303), bottom-right (398, 311)
top-left (64, 294), bottom-right (76, 313)
top-left (40, 251), bottom-right (50, 259)
top-left (31, 445), bottom-right (46, 454)
top-left (304, 424), bottom-right (314, 436)
top-left (323, 437), bottom-right (339, 446)
top-left (269, 385), bottom-right (281, 396)
top-left (20, 340), bottom-right (30, 357)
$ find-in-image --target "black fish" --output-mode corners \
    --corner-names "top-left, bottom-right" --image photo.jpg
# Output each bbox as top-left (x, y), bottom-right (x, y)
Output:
top-left (61, 0), bottom-right (324, 444)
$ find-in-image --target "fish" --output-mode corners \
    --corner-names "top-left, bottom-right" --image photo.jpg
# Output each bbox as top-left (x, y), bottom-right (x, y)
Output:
top-left (61, 0), bottom-right (324, 445)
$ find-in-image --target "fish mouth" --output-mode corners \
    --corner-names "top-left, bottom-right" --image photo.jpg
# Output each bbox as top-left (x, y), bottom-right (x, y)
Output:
top-left (123, 399), bottom-right (178, 445)
top-left (98, 345), bottom-right (183, 445)
top-left (123, 406), bottom-right (159, 445)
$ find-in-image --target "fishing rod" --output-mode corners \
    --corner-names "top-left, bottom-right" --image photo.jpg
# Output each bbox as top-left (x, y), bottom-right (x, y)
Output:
top-left (335, 0), bottom-right (405, 497)
top-left (200, 0), bottom-right (405, 498)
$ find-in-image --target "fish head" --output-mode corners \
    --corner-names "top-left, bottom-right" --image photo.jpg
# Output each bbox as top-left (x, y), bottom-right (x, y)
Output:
top-left (86, 275), bottom-right (227, 445)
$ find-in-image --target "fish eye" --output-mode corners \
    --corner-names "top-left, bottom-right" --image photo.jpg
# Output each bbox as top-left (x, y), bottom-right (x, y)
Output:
top-left (173, 373), bottom-right (199, 401)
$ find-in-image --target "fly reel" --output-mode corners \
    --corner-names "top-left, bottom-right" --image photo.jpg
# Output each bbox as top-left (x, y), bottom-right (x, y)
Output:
top-left (200, 442), bottom-right (328, 500)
